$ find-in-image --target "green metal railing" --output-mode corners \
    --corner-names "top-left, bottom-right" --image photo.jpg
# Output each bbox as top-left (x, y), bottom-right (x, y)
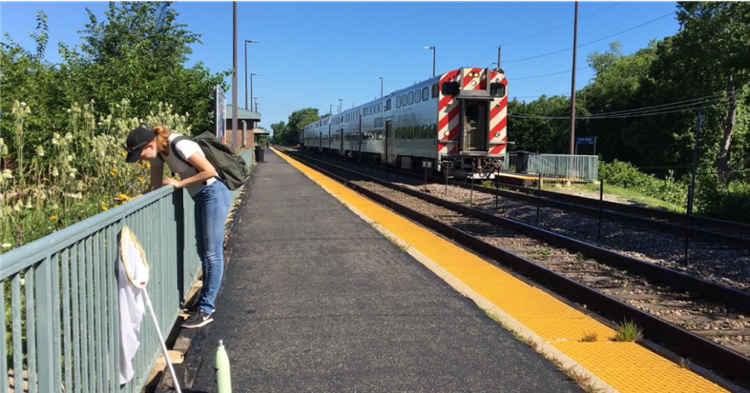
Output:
top-left (0, 148), bottom-right (254, 392)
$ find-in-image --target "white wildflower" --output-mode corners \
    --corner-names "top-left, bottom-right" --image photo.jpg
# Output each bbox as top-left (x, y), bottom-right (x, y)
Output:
top-left (2, 169), bottom-right (12, 179)
top-left (36, 145), bottom-right (45, 157)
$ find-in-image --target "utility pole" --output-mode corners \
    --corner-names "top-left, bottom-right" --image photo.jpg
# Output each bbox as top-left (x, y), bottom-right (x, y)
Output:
top-left (497, 46), bottom-right (501, 69)
top-left (338, 99), bottom-right (343, 113)
top-left (569, 1), bottom-right (578, 157)
top-left (231, 2), bottom-right (238, 152)
top-left (329, 104), bottom-right (333, 115)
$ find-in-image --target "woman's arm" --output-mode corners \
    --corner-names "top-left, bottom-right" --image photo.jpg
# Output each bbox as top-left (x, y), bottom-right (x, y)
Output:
top-left (162, 152), bottom-right (218, 188)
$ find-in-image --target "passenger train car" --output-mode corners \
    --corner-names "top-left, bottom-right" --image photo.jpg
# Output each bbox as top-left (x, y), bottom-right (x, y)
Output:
top-left (302, 67), bottom-right (508, 178)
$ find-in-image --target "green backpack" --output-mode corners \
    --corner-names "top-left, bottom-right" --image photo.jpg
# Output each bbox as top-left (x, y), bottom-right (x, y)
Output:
top-left (166, 132), bottom-right (250, 191)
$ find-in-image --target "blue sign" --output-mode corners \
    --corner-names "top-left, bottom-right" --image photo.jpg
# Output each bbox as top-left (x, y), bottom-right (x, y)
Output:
top-left (576, 136), bottom-right (596, 145)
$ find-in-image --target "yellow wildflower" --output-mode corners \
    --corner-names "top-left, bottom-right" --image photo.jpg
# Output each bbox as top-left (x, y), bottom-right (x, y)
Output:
top-left (49, 215), bottom-right (57, 221)
top-left (118, 193), bottom-right (130, 201)
top-left (101, 202), bottom-right (108, 211)
top-left (121, 151), bottom-right (126, 157)
top-left (137, 176), bottom-right (144, 183)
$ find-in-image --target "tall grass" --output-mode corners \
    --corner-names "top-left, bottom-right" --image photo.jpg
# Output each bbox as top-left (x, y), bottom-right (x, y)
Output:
top-left (0, 99), bottom-right (191, 252)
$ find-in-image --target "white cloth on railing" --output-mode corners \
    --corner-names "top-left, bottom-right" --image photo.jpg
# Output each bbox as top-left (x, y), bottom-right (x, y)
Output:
top-left (117, 227), bottom-right (149, 384)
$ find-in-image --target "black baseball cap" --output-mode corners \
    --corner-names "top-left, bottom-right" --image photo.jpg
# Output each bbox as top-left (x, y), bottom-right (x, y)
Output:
top-left (124, 127), bottom-right (156, 163)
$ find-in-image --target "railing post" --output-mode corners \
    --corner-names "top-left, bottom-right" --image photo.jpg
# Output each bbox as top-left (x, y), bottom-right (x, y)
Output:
top-left (35, 257), bottom-right (57, 392)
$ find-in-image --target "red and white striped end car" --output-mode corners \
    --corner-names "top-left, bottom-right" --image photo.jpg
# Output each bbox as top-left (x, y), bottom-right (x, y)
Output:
top-left (302, 67), bottom-right (508, 179)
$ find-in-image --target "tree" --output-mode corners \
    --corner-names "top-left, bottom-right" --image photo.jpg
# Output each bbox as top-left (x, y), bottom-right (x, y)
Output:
top-left (73, 1), bottom-right (230, 132)
top-left (272, 108), bottom-right (320, 146)
top-left (672, 2), bottom-right (750, 181)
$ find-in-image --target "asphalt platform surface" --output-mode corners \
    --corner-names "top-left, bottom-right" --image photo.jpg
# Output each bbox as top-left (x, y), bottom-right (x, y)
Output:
top-left (180, 148), bottom-right (581, 392)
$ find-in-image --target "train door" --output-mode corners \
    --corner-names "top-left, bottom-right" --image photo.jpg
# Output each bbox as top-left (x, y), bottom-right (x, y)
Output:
top-left (340, 129), bottom-right (344, 155)
top-left (318, 132), bottom-right (322, 152)
top-left (460, 100), bottom-right (488, 152)
top-left (385, 120), bottom-right (393, 164)
top-left (328, 129), bottom-right (332, 151)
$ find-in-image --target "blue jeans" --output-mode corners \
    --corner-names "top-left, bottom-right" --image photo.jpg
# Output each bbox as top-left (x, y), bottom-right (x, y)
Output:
top-left (192, 181), bottom-right (231, 314)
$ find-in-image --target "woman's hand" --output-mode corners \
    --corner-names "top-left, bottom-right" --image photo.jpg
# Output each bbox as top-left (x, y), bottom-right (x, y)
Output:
top-left (163, 177), bottom-right (182, 188)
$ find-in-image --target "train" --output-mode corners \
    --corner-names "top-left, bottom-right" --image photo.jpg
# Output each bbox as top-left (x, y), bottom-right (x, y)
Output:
top-left (301, 67), bottom-right (508, 178)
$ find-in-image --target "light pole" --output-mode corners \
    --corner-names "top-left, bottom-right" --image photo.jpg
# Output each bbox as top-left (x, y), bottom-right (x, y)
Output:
top-left (253, 97), bottom-right (259, 112)
top-left (250, 73), bottom-right (260, 111)
top-left (338, 98), bottom-right (343, 113)
top-left (376, 77), bottom-right (383, 98)
top-left (422, 46), bottom-right (435, 78)
top-left (244, 39), bottom-right (259, 111)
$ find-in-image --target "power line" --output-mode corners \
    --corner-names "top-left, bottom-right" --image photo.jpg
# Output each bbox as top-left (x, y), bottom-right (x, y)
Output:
top-left (466, 2), bottom-right (623, 65)
top-left (503, 12), bottom-right (674, 64)
top-left (501, 3), bottom-right (623, 47)
top-left (511, 93), bottom-right (571, 99)
top-left (509, 96), bottom-right (730, 120)
top-left (585, 94), bottom-right (725, 118)
top-left (513, 66), bottom-right (591, 80)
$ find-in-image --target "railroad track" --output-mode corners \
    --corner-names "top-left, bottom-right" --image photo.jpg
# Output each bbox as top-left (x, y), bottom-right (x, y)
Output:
top-left (282, 148), bottom-right (750, 390)
top-left (293, 150), bottom-right (750, 295)
top-left (297, 150), bottom-right (750, 249)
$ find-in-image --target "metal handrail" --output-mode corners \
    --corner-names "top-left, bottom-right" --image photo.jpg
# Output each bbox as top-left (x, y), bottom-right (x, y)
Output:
top-left (0, 147), bottom-right (253, 392)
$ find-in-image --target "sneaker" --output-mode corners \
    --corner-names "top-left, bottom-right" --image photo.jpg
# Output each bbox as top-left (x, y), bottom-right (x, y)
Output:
top-left (181, 309), bottom-right (214, 329)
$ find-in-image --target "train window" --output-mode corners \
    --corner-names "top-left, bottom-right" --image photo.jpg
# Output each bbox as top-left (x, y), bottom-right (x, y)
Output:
top-left (422, 87), bottom-right (429, 101)
top-left (365, 108), bottom-right (369, 116)
top-left (422, 124), bottom-right (431, 139)
top-left (432, 83), bottom-right (439, 98)
top-left (490, 82), bottom-right (506, 97)
top-left (396, 96), bottom-right (401, 108)
top-left (442, 82), bottom-right (460, 96)
top-left (414, 90), bottom-right (421, 103)
top-left (385, 99), bottom-right (391, 111)
top-left (402, 94), bottom-right (408, 105)
top-left (379, 103), bottom-right (383, 112)
top-left (408, 92), bottom-right (414, 105)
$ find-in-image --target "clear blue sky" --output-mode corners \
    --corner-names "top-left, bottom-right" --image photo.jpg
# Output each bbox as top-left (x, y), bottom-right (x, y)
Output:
top-left (1, 1), bottom-right (680, 133)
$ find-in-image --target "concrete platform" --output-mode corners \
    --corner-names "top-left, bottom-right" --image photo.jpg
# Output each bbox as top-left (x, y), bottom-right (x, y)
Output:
top-left (173, 148), bottom-right (582, 392)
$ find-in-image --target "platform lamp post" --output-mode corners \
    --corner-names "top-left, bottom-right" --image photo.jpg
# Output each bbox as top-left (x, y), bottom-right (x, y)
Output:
top-left (376, 77), bottom-right (383, 98)
top-left (253, 97), bottom-right (259, 112)
top-left (250, 73), bottom-right (260, 111)
top-left (422, 46), bottom-right (435, 78)
top-left (338, 98), bottom-right (343, 113)
top-left (244, 39), bottom-right (259, 111)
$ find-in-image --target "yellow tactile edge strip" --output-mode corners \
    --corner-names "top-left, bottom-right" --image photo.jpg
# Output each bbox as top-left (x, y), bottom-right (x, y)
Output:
top-left (273, 148), bottom-right (729, 393)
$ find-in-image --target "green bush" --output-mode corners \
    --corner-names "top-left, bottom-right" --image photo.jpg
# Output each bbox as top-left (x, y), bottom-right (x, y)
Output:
top-left (599, 160), bottom-right (687, 207)
top-left (695, 171), bottom-right (750, 222)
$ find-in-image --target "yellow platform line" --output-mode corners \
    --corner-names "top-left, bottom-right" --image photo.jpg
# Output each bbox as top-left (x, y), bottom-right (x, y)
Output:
top-left (274, 148), bottom-right (728, 393)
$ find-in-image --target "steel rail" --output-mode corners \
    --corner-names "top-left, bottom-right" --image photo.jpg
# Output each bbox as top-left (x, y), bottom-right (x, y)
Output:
top-left (295, 150), bottom-right (750, 249)
top-left (287, 150), bottom-right (750, 388)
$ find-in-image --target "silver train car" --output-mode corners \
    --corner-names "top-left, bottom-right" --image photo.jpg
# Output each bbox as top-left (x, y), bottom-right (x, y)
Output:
top-left (303, 67), bottom-right (508, 178)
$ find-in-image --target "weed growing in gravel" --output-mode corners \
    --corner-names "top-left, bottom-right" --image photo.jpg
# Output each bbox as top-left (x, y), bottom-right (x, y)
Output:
top-left (614, 319), bottom-right (643, 341)
top-left (575, 252), bottom-right (585, 261)
top-left (580, 332), bottom-right (598, 342)
top-left (679, 357), bottom-right (691, 369)
top-left (538, 247), bottom-right (551, 258)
